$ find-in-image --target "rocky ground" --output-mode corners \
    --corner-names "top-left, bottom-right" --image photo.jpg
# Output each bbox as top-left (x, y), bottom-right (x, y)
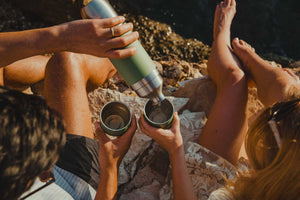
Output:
top-left (2, 0), bottom-right (300, 117)
top-left (2, 1), bottom-right (300, 198)
top-left (2, 0), bottom-right (300, 118)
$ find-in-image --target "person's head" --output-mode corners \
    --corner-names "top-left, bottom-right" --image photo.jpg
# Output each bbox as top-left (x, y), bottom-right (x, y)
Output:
top-left (0, 87), bottom-right (66, 200)
top-left (229, 98), bottom-right (300, 199)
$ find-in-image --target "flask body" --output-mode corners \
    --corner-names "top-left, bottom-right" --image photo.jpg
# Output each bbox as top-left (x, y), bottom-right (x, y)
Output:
top-left (82, 0), bottom-right (165, 103)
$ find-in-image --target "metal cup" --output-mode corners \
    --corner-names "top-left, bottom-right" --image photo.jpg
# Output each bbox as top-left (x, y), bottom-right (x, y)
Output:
top-left (100, 101), bottom-right (132, 137)
top-left (144, 99), bottom-right (174, 129)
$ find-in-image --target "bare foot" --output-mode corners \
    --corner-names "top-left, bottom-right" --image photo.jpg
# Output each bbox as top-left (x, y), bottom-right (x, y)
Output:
top-left (213, 0), bottom-right (236, 45)
top-left (208, 0), bottom-right (244, 87)
top-left (232, 38), bottom-right (300, 106)
top-left (199, 0), bottom-right (248, 164)
top-left (231, 38), bottom-right (259, 73)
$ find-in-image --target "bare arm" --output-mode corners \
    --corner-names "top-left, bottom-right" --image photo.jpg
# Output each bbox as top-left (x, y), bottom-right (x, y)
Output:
top-left (170, 146), bottom-right (196, 200)
top-left (0, 17), bottom-right (138, 68)
top-left (139, 113), bottom-right (196, 200)
top-left (96, 165), bottom-right (118, 200)
top-left (0, 26), bottom-right (64, 67)
top-left (94, 115), bottom-right (137, 200)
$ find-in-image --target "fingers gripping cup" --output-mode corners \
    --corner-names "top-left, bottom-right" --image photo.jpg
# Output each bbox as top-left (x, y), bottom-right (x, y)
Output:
top-left (144, 99), bottom-right (174, 129)
top-left (100, 101), bottom-right (132, 137)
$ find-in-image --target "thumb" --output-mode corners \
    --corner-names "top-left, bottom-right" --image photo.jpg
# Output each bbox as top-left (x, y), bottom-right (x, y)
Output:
top-left (94, 122), bottom-right (109, 142)
top-left (172, 112), bottom-right (180, 128)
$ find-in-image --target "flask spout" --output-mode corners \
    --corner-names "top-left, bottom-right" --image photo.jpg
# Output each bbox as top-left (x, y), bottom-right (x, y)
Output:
top-left (131, 69), bottom-right (165, 104)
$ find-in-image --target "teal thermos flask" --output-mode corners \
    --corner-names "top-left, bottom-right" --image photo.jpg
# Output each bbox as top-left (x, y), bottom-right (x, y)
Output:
top-left (81, 0), bottom-right (165, 104)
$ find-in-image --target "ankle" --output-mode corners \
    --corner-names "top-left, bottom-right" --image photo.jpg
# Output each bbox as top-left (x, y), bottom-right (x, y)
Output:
top-left (214, 30), bottom-right (231, 40)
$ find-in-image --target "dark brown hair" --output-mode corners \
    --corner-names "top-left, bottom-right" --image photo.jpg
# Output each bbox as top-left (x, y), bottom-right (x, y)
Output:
top-left (0, 87), bottom-right (66, 200)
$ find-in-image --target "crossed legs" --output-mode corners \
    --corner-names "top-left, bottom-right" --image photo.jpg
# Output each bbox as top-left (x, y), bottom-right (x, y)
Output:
top-left (44, 52), bottom-right (116, 139)
top-left (1, 55), bottom-right (49, 90)
top-left (199, 0), bottom-right (300, 165)
top-left (198, 0), bottom-right (248, 165)
top-left (232, 38), bottom-right (300, 107)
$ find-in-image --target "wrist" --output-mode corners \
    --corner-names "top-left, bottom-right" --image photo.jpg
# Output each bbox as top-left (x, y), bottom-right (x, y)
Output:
top-left (100, 162), bottom-right (119, 173)
top-left (169, 145), bottom-right (185, 162)
top-left (37, 24), bottom-right (68, 54)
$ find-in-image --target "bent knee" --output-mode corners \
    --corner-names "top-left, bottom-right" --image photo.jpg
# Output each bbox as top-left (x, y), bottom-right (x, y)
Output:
top-left (213, 65), bottom-right (246, 88)
top-left (46, 52), bottom-right (87, 80)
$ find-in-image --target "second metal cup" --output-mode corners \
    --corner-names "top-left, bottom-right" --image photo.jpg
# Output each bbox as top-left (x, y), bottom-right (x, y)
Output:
top-left (144, 99), bottom-right (174, 129)
top-left (100, 101), bottom-right (132, 137)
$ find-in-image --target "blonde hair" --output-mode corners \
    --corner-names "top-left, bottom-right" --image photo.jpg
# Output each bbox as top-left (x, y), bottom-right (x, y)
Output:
top-left (227, 99), bottom-right (300, 200)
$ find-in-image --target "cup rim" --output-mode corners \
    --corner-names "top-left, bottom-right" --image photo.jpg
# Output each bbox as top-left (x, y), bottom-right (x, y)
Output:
top-left (100, 101), bottom-right (132, 133)
top-left (143, 98), bottom-right (174, 126)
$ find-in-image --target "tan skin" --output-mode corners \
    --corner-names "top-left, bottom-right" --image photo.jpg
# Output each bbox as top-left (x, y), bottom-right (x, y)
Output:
top-left (85, 2), bottom-right (299, 199)
top-left (198, 0), bottom-right (248, 165)
top-left (0, 16), bottom-right (139, 198)
top-left (40, 16), bottom-right (139, 198)
top-left (0, 16), bottom-right (139, 92)
top-left (0, 17), bottom-right (138, 68)
top-left (43, 52), bottom-right (136, 198)
top-left (4, 4), bottom-right (299, 199)
top-left (94, 117), bottom-right (137, 200)
top-left (231, 38), bottom-right (300, 107)
top-left (139, 113), bottom-right (197, 200)
top-left (31, 51), bottom-right (136, 198)
top-left (160, 0), bottom-right (300, 198)
top-left (44, 52), bottom-right (117, 138)
top-left (199, 0), bottom-right (300, 167)
top-left (2, 55), bottom-right (49, 90)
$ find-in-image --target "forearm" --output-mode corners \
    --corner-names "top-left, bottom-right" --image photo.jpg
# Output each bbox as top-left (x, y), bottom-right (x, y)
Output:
top-left (170, 147), bottom-right (196, 200)
top-left (0, 25), bottom-right (66, 68)
top-left (95, 166), bottom-right (119, 200)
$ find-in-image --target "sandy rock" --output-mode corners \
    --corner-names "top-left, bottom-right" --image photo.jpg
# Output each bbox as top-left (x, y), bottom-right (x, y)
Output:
top-left (173, 76), bottom-right (216, 116)
top-left (88, 88), bottom-right (208, 198)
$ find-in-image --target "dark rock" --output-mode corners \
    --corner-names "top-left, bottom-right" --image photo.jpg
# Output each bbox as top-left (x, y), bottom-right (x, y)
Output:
top-left (6, 0), bottom-right (300, 60)
top-left (153, 61), bottom-right (163, 75)
top-left (0, 0), bottom-right (46, 31)
top-left (289, 60), bottom-right (300, 69)
top-left (164, 64), bottom-right (183, 79)
top-left (262, 53), bottom-right (295, 68)
top-left (10, 0), bottom-right (83, 25)
top-left (111, 0), bottom-right (300, 60)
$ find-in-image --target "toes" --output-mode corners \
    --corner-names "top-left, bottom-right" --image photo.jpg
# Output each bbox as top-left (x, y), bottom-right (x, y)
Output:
top-left (239, 39), bottom-right (245, 45)
top-left (231, 0), bottom-right (236, 6)
top-left (232, 37), bottom-right (239, 47)
top-left (241, 40), bottom-right (254, 51)
top-left (220, 1), bottom-right (224, 7)
top-left (232, 38), bottom-right (255, 53)
top-left (224, 0), bottom-right (229, 7)
top-left (232, 37), bottom-right (243, 50)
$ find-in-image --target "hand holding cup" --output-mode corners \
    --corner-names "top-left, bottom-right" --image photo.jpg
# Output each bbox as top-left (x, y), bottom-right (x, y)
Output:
top-left (139, 112), bottom-right (183, 157)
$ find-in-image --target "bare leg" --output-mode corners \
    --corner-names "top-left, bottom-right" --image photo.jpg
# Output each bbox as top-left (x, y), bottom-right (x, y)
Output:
top-left (198, 0), bottom-right (248, 164)
top-left (0, 68), bottom-right (4, 86)
top-left (3, 55), bottom-right (49, 90)
top-left (44, 52), bottom-right (116, 139)
top-left (232, 39), bottom-right (300, 106)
